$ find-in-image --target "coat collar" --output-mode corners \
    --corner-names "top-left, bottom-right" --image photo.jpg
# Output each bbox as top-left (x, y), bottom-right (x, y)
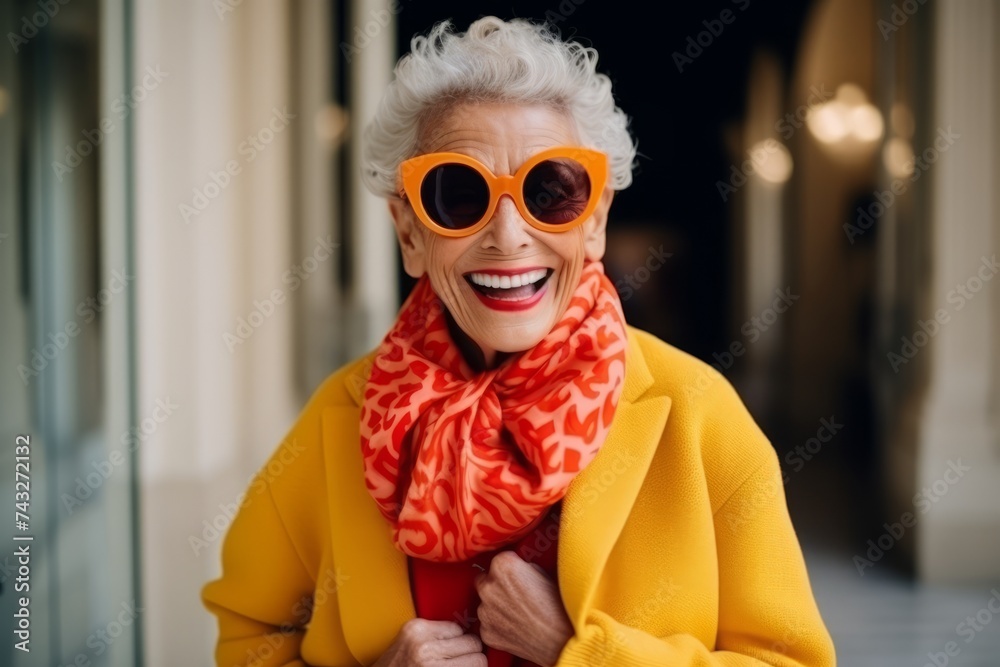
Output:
top-left (328, 326), bottom-right (671, 663)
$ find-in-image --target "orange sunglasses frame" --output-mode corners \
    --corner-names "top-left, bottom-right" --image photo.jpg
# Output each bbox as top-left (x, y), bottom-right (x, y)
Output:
top-left (398, 146), bottom-right (609, 238)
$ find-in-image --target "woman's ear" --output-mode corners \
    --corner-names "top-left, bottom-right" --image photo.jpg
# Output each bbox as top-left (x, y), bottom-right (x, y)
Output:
top-left (583, 187), bottom-right (614, 262)
top-left (388, 198), bottom-right (427, 278)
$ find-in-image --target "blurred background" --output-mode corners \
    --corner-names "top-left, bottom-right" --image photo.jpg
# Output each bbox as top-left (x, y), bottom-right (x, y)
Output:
top-left (0, 0), bottom-right (998, 665)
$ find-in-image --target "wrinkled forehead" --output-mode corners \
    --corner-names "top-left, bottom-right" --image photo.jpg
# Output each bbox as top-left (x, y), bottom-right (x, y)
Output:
top-left (415, 101), bottom-right (580, 175)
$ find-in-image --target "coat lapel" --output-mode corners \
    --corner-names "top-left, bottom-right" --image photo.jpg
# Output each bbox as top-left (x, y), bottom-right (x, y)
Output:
top-left (328, 326), bottom-right (669, 660)
top-left (324, 403), bottom-right (414, 665)
top-left (557, 328), bottom-right (671, 629)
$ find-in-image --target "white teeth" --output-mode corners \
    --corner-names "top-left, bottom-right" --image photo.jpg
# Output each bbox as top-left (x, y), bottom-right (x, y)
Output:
top-left (469, 269), bottom-right (548, 289)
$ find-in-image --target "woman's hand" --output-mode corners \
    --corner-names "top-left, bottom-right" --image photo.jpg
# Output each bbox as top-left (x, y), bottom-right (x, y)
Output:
top-left (475, 551), bottom-right (574, 667)
top-left (374, 619), bottom-right (486, 667)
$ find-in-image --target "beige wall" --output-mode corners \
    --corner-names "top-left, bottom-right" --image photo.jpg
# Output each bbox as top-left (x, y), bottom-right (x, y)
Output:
top-left (133, 2), bottom-right (299, 662)
top-left (132, 0), bottom-right (400, 661)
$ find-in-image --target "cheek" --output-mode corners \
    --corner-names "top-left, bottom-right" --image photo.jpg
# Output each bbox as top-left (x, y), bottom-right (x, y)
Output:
top-left (552, 232), bottom-right (587, 264)
top-left (426, 238), bottom-right (472, 281)
top-left (424, 238), bottom-right (449, 272)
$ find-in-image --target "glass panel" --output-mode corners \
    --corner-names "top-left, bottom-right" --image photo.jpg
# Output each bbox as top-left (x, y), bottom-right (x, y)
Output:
top-left (0, 1), bottom-right (138, 665)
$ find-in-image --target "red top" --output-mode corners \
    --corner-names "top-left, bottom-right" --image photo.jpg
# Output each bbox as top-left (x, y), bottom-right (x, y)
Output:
top-left (408, 503), bottom-right (562, 667)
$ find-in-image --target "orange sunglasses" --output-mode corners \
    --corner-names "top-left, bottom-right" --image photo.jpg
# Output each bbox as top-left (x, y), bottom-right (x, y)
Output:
top-left (398, 146), bottom-right (609, 238)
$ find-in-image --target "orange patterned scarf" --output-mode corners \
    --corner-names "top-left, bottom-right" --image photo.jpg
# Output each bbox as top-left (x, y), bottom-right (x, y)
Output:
top-left (359, 261), bottom-right (628, 562)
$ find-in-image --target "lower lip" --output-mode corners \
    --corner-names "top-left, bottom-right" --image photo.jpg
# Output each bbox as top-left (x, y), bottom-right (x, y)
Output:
top-left (470, 277), bottom-right (551, 312)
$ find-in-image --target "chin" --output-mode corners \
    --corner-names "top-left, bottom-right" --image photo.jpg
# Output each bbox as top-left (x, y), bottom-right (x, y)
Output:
top-left (487, 328), bottom-right (549, 354)
top-left (471, 301), bottom-right (562, 351)
top-left (447, 266), bottom-right (575, 357)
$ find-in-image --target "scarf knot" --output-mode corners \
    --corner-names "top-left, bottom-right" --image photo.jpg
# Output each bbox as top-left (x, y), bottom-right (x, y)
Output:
top-left (359, 261), bottom-right (627, 562)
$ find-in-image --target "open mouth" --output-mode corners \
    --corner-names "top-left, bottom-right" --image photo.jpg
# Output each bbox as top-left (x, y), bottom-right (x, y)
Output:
top-left (465, 268), bottom-right (554, 302)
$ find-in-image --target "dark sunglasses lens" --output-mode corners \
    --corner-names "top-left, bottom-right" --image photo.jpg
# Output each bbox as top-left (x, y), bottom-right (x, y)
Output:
top-left (523, 158), bottom-right (591, 225)
top-left (420, 164), bottom-right (490, 230)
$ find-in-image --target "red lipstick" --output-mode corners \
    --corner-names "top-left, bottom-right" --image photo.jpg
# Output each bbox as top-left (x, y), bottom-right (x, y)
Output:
top-left (464, 267), bottom-right (553, 312)
top-left (472, 279), bottom-right (550, 311)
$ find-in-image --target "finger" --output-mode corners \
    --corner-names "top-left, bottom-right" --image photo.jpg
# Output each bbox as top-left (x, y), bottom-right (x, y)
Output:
top-left (431, 633), bottom-right (483, 658)
top-left (408, 618), bottom-right (464, 641)
top-left (440, 653), bottom-right (488, 667)
top-left (489, 550), bottom-right (523, 574)
top-left (528, 562), bottom-right (548, 577)
top-left (427, 620), bottom-right (465, 640)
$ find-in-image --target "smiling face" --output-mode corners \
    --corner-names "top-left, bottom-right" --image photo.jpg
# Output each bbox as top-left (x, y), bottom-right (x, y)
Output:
top-left (388, 102), bottom-right (614, 368)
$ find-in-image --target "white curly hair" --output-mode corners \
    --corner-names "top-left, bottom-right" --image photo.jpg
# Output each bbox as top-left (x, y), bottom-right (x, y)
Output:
top-left (361, 16), bottom-right (637, 198)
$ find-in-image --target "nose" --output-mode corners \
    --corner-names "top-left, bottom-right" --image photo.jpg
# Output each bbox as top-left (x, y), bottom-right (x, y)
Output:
top-left (480, 195), bottom-right (532, 253)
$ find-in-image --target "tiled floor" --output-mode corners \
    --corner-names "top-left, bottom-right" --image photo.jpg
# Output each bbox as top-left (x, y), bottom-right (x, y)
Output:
top-left (785, 447), bottom-right (1000, 666)
top-left (804, 543), bottom-right (1000, 666)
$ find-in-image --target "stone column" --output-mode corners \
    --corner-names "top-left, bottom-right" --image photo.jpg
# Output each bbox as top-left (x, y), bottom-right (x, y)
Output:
top-left (916, 0), bottom-right (1000, 582)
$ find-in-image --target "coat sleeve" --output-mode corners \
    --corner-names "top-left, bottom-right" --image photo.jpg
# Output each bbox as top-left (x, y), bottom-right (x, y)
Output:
top-left (201, 377), bottom-right (359, 667)
top-left (555, 375), bottom-right (836, 666)
top-left (201, 475), bottom-right (316, 667)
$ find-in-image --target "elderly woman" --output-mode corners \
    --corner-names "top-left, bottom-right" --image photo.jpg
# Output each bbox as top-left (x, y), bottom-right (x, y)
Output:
top-left (203, 16), bottom-right (835, 667)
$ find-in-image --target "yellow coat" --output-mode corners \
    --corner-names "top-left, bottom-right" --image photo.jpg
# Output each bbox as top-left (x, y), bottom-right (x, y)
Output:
top-left (202, 326), bottom-right (836, 666)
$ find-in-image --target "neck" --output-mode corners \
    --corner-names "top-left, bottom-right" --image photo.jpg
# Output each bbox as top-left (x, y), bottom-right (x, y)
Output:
top-left (444, 309), bottom-right (506, 372)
